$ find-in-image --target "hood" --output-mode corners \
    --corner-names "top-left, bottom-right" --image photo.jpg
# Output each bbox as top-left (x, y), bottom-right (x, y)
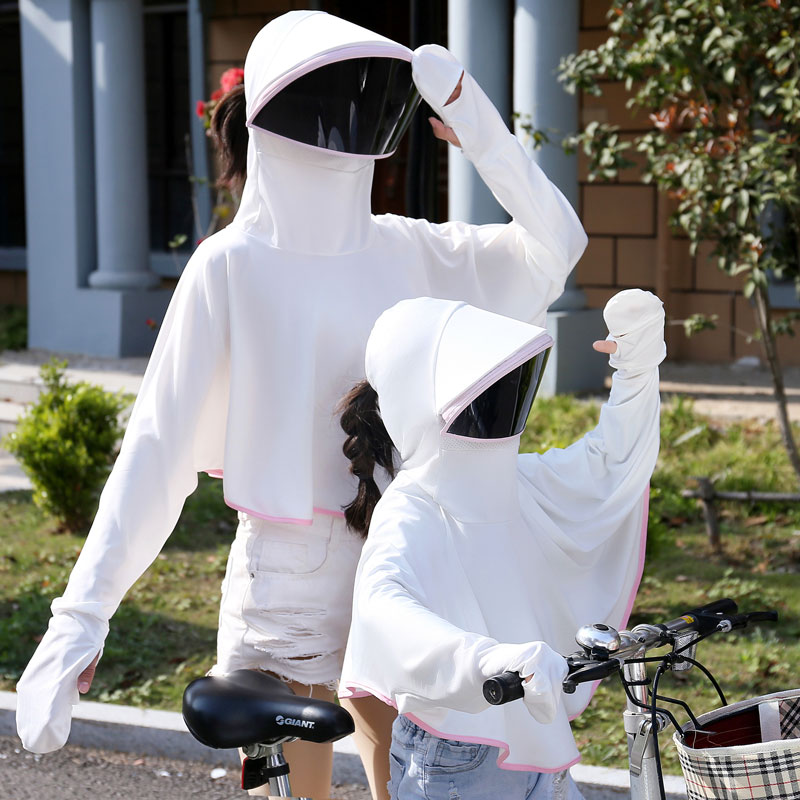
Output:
top-left (243, 11), bottom-right (413, 132)
top-left (365, 298), bottom-right (552, 517)
top-left (231, 11), bottom-right (414, 254)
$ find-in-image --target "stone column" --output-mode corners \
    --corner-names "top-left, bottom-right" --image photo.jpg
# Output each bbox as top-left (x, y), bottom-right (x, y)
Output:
top-left (447, 0), bottom-right (510, 224)
top-left (87, 0), bottom-right (158, 290)
top-left (514, 0), bottom-right (607, 394)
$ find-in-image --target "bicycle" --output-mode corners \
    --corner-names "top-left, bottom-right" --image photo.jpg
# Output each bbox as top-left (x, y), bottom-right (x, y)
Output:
top-left (483, 598), bottom-right (798, 800)
top-left (182, 668), bottom-right (355, 798)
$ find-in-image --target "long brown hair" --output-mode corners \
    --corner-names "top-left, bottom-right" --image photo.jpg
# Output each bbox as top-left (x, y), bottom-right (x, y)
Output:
top-left (338, 380), bottom-right (396, 537)
top-left (209, 84), bottom-right (248, 189)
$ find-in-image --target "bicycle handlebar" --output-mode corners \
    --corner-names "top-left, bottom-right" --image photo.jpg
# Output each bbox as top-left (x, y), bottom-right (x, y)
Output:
top-left (482, 599), bottom-right (777, 706)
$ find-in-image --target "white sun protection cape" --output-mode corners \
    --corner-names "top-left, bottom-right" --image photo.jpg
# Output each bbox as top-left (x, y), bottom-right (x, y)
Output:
top-left (16, 11), bottom-right (587, 754)
top-left (340, 290), bottom-right (665, 771)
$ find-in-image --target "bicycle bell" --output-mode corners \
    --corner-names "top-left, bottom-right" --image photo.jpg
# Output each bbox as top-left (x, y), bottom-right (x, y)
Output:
top-left (575, 623), bottom-right (621, 660)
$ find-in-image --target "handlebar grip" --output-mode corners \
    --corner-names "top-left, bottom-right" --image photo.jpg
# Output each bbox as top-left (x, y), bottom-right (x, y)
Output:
top-left (690, 598), bottom-right (738, 617)
top-left (483, 672), bottom-right (524, 706)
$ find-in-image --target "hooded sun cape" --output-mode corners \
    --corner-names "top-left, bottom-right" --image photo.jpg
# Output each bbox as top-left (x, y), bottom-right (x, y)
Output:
top-left (341, 294), bottom-right (665, 771)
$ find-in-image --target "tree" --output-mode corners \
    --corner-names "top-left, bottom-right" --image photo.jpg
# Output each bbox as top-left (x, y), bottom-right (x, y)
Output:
top-left (559, 0), bottom-right (800, 482)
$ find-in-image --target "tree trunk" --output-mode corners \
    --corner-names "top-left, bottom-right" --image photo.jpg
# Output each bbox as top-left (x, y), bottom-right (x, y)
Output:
top-left (753, 282), bottom-right (800, 486)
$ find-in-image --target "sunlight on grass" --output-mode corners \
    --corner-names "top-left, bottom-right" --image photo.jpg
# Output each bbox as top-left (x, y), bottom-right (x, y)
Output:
top-left (2, 398), bottom-right (799, 775)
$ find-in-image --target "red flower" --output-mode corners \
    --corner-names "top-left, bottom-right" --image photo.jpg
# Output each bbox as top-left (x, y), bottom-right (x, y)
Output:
top-left (220, 67), bottom-right (245, 94)
top-left (195, 100), bottom-right (206, 118)
top-left (145, 318), bottom-right (158, 330)
top-left (210, 88), bottom-right (224, 101)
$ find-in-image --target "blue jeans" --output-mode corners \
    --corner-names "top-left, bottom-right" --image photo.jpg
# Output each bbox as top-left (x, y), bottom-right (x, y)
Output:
top-left (388, 715), bottom-right (585, 800)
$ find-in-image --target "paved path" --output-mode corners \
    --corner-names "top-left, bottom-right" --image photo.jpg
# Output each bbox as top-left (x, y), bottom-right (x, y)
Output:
top-left (0, 735), bottom-right (369, 799)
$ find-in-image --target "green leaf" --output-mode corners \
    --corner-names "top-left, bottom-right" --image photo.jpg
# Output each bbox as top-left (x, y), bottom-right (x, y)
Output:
top-left (723, 64), bottom-right (736, 84)
top-left (702, 27), bottom-right (723, 54)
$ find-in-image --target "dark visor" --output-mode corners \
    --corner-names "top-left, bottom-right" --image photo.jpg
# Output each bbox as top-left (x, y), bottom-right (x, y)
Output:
top-left (445, 350), bottom-right (550, 440)
top-left (252, 57), bottom-right (420, 156)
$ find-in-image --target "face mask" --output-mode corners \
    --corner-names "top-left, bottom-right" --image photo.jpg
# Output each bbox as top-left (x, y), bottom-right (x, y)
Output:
top-left (251, 56), bottom-right (420, 156)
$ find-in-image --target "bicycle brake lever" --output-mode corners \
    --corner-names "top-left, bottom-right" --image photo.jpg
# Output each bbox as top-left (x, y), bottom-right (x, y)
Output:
top-left (562, 659), bottom-right (620, 694)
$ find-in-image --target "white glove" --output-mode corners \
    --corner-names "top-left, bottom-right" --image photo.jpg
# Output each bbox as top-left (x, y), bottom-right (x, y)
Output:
top-left (479, 641), bottom-right (568, 725)
top-left (411, 44), bottom-right (508, 162)
top-left (16, 608), bottom-right (107, 753)
top-left (604, 289), bottom-right (666, 376)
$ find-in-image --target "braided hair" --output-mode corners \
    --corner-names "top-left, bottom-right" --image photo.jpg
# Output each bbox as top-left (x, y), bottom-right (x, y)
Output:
top-left (338, 380), bottom-right (396, 537)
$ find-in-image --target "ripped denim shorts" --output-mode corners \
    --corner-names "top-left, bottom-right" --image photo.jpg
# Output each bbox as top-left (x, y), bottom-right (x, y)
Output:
top-left (211, 511), bottom-right (364, 688)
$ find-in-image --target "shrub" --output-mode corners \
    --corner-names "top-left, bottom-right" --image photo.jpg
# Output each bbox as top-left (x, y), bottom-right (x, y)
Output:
top-left (3, 359), bottom-right (132, 532)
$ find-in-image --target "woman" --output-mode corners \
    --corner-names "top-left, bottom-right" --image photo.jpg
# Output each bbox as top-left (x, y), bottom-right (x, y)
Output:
top-left (16, 11), bottom-right (587, 799)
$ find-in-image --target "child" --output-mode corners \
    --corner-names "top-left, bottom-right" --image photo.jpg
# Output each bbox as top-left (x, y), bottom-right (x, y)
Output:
top-left (338, 290), bottom-right (665, 799)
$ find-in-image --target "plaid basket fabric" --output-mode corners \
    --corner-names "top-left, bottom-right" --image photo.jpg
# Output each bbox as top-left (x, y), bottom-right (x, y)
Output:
top-left (674, 690), bottom-right (800, 800)
top-left (780, 698), bottom-right (800, 740)
top-left (675, 738), bottom-right (800, 799)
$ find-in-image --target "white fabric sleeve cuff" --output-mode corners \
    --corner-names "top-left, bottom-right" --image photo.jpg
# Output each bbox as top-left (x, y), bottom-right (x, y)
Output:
top-left (16, 609), bottom-right (107, 753)
top-left (604, 289), bottom-right (666, 375)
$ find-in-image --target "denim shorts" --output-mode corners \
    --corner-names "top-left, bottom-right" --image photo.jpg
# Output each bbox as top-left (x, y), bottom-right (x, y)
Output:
top-left (388, 715), bottom-right (585, 800)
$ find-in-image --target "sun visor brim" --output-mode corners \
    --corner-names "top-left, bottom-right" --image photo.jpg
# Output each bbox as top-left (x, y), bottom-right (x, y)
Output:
top-left (434, 305), bottom-right (553, 425)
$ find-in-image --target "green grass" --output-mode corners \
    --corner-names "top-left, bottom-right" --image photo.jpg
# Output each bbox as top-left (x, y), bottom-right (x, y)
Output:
top-left (2, 396), bottom-right (800, 775)
top-left (0, 474), bottom-right (233, 709)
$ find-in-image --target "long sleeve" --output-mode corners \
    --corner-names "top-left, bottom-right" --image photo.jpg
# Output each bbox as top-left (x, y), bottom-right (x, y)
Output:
top-left (406, 44), bottom-right (588, 325)
top-left (515, 291), bottom-right (664, 674)
top-left (16, 244), bottom-right (230, 753)
top-left (341, 494), bottom-right (567, 722)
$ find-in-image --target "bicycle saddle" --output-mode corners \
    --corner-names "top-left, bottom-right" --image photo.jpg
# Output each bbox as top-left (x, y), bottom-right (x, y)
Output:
top-left (182, 669), bottom-right (355, 749)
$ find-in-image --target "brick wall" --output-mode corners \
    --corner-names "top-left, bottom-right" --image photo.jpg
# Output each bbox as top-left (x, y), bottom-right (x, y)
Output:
top-left (575, 0), bottom-right (799, 365)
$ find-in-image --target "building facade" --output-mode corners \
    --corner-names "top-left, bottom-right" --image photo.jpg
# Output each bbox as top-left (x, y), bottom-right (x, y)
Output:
top-left (1, 0), bottom-right (797, 367)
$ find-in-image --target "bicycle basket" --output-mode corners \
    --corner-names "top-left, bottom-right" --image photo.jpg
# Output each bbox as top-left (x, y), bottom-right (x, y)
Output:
top-left (673, 688), bottom-right (800, 800)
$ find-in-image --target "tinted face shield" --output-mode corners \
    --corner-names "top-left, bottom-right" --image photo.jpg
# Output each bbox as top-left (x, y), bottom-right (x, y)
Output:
top-left (445, 350), bottom-right (550, 440)
top-left (252, 56), bottom-right (420, 156)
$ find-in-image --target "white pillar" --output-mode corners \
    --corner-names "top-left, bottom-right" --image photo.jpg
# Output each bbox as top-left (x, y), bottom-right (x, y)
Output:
top-left (447, 0), bottom-right (510, 223)
top-left (188, 0), bottom-right (211, 231)
top-left (514, 0), bottom-right (583, 311)
top-left (514, 0), bottom-right (607, 393)
top-left (88, 0), bottom-right (158, 290)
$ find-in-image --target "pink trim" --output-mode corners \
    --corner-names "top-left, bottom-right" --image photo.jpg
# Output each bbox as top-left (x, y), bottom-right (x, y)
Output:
top-left (223, 500), bottom-right (345, 525)
top-left (339, 682), bottom-right (581, 774)
top-left (439, 336), bottom-right (553, 431)
top-left (205, 469), bottom-right (223, 479)
top-left (224, 498), bottom-right (312, 526)
top-left (314, 507), bottom-right (346, 518)
top-left (246, 44), bottom-right (412, 127)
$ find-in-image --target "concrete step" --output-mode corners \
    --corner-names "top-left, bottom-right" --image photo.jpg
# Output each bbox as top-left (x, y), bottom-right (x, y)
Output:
top-left (0, 399), bottom-right (25, 438)
top-left (0, 363), bottom-right (143, 433)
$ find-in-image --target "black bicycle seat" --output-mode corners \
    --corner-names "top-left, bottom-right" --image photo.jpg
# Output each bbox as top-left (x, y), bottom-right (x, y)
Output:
top-left (182, 669), bottom-right (355, 749)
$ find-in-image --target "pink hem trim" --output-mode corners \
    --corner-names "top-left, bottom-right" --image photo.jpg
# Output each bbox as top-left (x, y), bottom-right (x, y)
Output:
top-left (223, 499), bottom-right (345, 526)
top-left (205, 469), bottom-right (223, 479)
top-left (339, 682), bottom-right (581, 774)
top-left (246, 43), bottom-right (412, 126)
